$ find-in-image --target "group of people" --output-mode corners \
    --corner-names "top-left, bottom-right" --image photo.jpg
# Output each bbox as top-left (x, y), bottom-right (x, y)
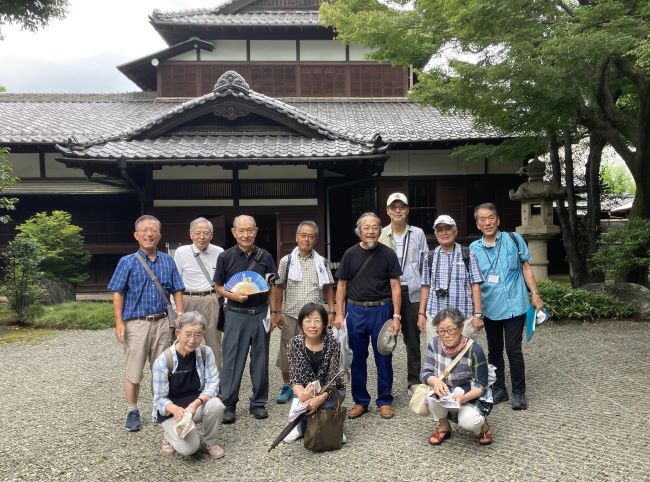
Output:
top-left (108, 193), bottom-right (543, 457)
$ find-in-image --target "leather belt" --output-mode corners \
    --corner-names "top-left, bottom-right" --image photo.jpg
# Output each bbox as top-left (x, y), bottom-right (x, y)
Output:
top-left (184, 289), bottom-right (216, 296)
top-left (347, 297), bottom-right (391, 307)
top-left (133, 313), bottom-right (167, 321)
top-left (226, 304), bottom-right (267, 315)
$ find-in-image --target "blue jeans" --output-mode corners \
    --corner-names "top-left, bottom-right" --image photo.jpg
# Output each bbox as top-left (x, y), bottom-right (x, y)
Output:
top-left (346, 303), bottom-right (394, 407)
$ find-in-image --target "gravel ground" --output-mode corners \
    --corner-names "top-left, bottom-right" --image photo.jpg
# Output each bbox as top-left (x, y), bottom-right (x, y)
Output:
top-left (1, 320), bottom-right (649, 481)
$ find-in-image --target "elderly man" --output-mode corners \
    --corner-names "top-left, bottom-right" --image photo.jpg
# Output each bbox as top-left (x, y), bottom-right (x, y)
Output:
top-left (418, 215), bottom-right (484, 343)
top-left (214, 215), bottom-right (281, 423)
top-left (379, 193), bottom-right (429, 395)
top-left (470, 203), bottom-right (544, 410)
top-left (108, 215), bottom-right (185, 432)
top-left (334, 212), bottom-right (402, 420)
top-left (174, 217), bottom-right (224, 371)
top-left (152, 312), bottom-right (225, 459)
top-left (273, 220), bottom-right (335, 404)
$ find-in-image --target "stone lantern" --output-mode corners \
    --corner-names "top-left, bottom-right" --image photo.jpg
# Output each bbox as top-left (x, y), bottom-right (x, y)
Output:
top-left (508, 158), bottom-right (565, 281)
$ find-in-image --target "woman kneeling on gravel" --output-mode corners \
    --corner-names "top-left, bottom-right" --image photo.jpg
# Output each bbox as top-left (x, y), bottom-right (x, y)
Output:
top-left (152, 312), bottom-right (226, 458)
top-left (421, 308), bottom-right (493, 446)
top-left (283, 302), bottom-right (346, 443)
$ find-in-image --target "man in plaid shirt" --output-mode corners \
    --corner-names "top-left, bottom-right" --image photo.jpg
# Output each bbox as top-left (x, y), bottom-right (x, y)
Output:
top-left (418, 215), bottom-right (484, 343)
top-left (273, 221), bottom-right (334, 404)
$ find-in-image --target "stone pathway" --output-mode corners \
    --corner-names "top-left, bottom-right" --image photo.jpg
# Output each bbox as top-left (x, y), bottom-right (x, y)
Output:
top-left (0, 320), bottom-right (648, 481)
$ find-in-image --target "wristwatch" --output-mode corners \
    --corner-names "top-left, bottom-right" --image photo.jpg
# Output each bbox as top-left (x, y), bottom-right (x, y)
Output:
top-left (473, 312), bottom-right (483, 319)
top-left (393, 314), bottom-right (402, 320)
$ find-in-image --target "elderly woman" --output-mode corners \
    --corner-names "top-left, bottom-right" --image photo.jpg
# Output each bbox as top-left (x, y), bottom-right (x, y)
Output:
top-left (283, 302), bottom-right (346, 443)
top-left (421, 308), bottom-right (492, 445)
top-left (152, 312), bottom-right (226, 458)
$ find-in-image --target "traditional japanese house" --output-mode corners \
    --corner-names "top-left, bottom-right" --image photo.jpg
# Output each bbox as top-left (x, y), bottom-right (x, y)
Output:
top-left (0, 0), bottom-right (524, 288)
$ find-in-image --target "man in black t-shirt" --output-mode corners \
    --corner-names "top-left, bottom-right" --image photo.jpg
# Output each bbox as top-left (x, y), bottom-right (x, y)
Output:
top-left (334, 212), bottom-right (402, 420)
top-left (214, 215), bottom-right (280, 424)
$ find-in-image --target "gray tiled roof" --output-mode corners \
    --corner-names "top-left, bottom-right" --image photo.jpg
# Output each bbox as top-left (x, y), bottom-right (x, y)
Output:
top-left (55, 71), bottom-right (385, 161)
top-left (0, 96), bottom-right (498, 146)
top-left (151, 9), bottom-right (320, 27)
top-left (59, 135), bottom-right (382, 160)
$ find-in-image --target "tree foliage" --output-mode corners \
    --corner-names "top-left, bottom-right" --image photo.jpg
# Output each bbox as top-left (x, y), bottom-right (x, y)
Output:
top-left (0, 0), bottom-right (68, 39)
top-left (0, 237), bottom-right (46, 316)
top-left (16, 211), bottom-right (91, 287)
top-left (592, 218), bottom-right (650, 282)
top-left (0, 148), bottom-right (18, 224)
top-left (320, 0), bottom-right (650, 219)
top-left (601, 159), bottom-right (636, 195)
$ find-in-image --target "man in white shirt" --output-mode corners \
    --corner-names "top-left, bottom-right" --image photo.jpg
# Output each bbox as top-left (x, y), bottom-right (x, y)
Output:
top-left (379, 193), bottom-right (429, 396)
top-left (174, 217), bottom-right (225, 371)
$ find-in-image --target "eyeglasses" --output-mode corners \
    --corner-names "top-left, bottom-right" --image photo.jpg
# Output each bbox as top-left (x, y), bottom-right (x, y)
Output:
top-left (389, 204), bottom-right (407, 211)
top-left (137, 227), bottom-right (160, 234)
top-left (477, 215), bottom-right (497, 223)
top-left (191, 231), bottom-right (212, 237)
top-left (235, 228), bottom-right (256, 235)
top-left (297, 233), bottom-right (317, 240)
top-left (436, 326), bottom-right (459, 336)
top-left (179, 331), bottom-right (204, 340)
top-left (303, 317), bottom-right (323, 326)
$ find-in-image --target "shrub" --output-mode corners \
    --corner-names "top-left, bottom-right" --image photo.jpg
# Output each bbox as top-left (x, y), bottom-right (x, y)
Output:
top-left (0, 237), bottom-right (46, 316)
top-left (537, 280), bottom-right (634, 320)
top-left (16, 210), bottom-right (91, 287)
top-left (591, 218), bottom-right (650, 282)
top-left (25, 301), bottom-right (114, 330)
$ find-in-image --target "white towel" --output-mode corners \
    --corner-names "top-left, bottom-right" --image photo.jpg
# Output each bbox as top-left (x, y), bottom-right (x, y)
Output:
top-left (287, 247), bottom-right (330, 287)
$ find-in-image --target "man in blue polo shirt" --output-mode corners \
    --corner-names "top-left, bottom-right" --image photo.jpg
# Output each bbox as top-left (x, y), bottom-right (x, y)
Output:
top-left (470, 203), bottom-right (543, 410)
top-left (214, 215), bottom-right (281, 424)
top-left (108, 215), bottom-right (185, 432)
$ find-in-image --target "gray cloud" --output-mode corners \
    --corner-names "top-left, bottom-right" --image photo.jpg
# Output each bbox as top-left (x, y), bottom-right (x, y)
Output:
top-left (0, 52), bottom-right (141, 93)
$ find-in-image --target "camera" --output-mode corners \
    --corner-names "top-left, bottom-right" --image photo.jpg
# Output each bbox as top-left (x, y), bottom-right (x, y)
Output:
top-left (435, 288), bottom-right (448, 298)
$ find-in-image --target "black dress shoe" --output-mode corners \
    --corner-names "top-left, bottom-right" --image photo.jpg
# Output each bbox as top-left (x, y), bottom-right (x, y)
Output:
top-left (511, 393), bottom-right (528, 410)
top-left (223, 406), bottom-right (236, 424)
top-left (249, 406), bottom-right (269, 419)
top-left (492, 387), bottom-right (510, 405)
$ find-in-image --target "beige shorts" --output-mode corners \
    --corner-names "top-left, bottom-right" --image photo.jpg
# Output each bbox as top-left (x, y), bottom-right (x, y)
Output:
top-left (275, 314), bottom-right (301, 373)
top-left (123, 317), bottom-right (171, 384)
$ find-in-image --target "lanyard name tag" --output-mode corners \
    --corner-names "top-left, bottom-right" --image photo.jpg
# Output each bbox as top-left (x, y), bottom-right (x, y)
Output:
top-left (487, 274), bottom-right (500, 284)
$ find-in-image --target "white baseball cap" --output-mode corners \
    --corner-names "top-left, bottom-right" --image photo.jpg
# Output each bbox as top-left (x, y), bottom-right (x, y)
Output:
top-left (386, 192), bottom-right (408, 207)
top-left (433, 215), bottom-right (456, 229)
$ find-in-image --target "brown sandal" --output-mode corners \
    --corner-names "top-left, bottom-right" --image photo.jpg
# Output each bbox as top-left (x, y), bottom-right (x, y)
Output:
top-left (478, 427), bottom-right (493, 445)
top-left (427, 428), bottom-right (451, 445)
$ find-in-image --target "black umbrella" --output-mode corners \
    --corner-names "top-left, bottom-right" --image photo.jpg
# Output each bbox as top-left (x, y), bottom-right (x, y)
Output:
top-left (266, 369), bottom-right (344, 455)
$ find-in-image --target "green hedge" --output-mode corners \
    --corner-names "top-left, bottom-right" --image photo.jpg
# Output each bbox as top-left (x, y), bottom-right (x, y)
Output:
top-left (537, 280), bottom-right (634, 320)
top-left (24, 301), bottom-right (114, 330)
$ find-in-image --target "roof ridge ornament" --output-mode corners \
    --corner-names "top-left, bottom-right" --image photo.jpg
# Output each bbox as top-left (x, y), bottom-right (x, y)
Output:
top-left (214, 71), bottom-right (251, 94)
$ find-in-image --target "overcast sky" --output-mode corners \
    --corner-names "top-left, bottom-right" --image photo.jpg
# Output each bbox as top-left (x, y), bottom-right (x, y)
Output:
top-left (0, 0), bottom-right (220, 93)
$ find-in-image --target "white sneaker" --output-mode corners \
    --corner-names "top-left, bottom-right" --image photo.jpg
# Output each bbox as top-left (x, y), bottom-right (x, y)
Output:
top-left (342, 433), bottom-right (347, 444)
top-left (283, 425), bottom-right (302, 443)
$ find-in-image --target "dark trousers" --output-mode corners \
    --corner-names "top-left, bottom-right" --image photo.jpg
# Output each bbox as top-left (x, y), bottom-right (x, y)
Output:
top-left (220, 307), bottom-right (270, 408)
top-left (400, 287), bottom-right (422, 387)
top-left (484, 313), bottom-right (526, 394)
top-left (346, 303), bottom-right (394, 407)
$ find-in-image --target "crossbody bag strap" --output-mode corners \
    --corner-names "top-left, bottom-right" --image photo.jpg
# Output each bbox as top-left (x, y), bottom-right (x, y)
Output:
top-left (134, 252), bottom-right (171, 309)
top-left (440, 338), bottom-right (474, 380)
top-left (247, 247), bottom-right (265, 271)
top-left (348, 249), bottom-right (378, 289)
top-left (193, 250), bottom-right (215, 287)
